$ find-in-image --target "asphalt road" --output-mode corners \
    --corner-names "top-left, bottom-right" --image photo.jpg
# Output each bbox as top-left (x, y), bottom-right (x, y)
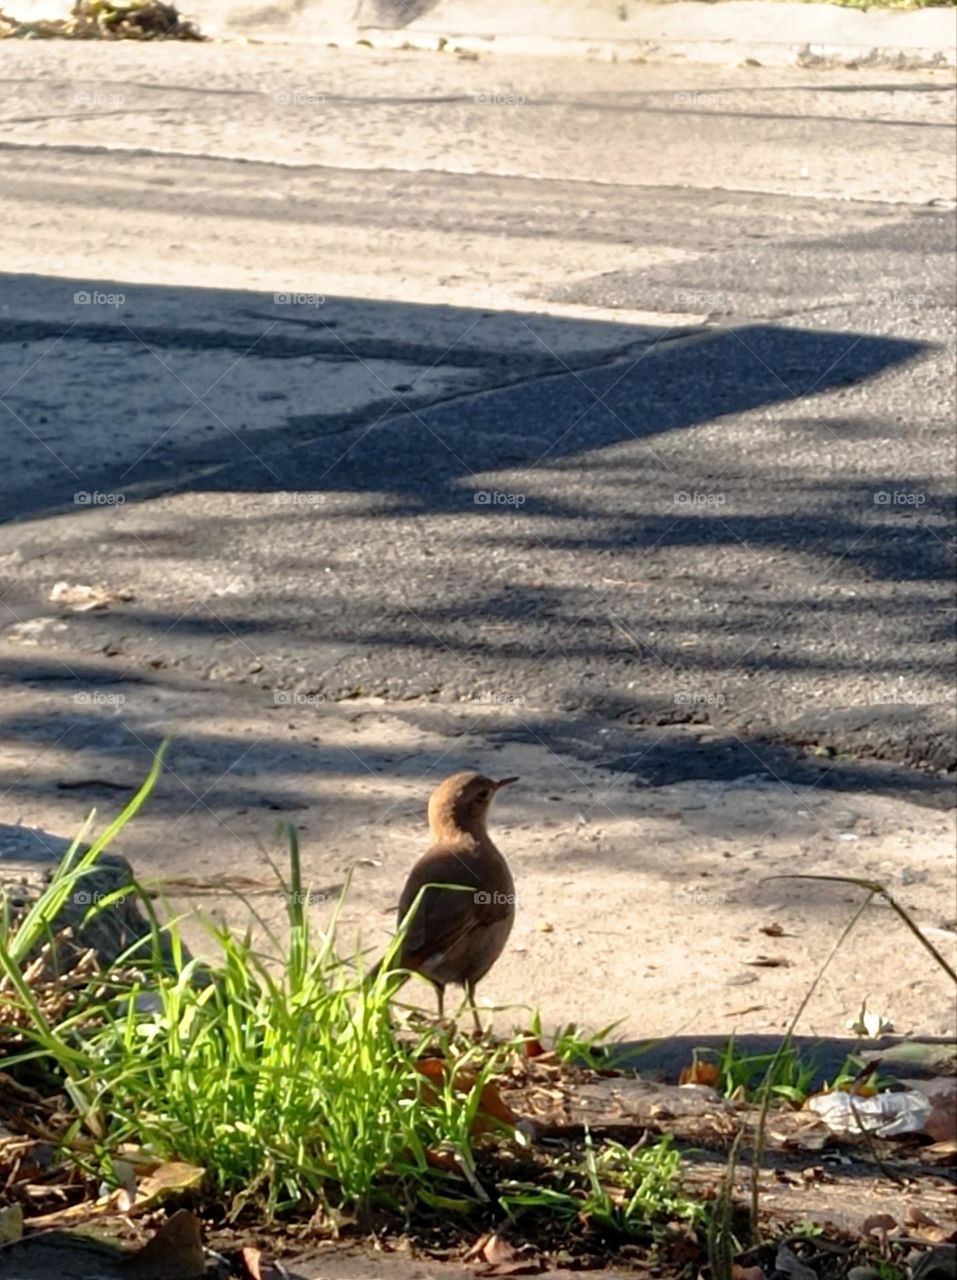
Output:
top-left (1, 45), bottom-right (955, 796)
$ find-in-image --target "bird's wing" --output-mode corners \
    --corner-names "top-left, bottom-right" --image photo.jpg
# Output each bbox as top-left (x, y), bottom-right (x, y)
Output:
top-left (397, 847), bottom-right (487, 965)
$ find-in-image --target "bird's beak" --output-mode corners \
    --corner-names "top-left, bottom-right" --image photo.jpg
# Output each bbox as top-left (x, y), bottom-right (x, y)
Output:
top-left (494, 776), bottom-right (519, 789)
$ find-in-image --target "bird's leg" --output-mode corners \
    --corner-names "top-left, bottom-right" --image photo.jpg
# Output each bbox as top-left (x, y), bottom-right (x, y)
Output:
top-left (464, 981), bottom-right (484, 1037)
top-left (434, 982), bottom-right (445, 1023)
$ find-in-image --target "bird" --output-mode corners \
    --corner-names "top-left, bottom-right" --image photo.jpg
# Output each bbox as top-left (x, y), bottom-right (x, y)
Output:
top-left (374, 770), bottom-right (519, 1033)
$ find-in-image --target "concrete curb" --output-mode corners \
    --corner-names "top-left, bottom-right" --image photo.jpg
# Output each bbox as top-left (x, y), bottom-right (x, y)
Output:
top-left (198, 0), bottom-right (956, 68)
top-left (7, 0), bottom-right (955, 66)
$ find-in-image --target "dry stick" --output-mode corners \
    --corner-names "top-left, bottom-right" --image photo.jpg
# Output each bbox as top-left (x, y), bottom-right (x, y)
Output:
top-left (748, 891), bottom-right (873, 1244)
top-left (708, 1124), bottom-right (744, 1280)
top-left (847, 1093), bottom-right (906, 1187)
top-left (749, 870), bottom-right (957, 1240)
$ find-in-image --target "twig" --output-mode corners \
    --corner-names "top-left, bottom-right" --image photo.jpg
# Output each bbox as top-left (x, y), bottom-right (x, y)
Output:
top-left (749, 893), bottom-right (873, 1244)
top-left (847, 1093), bottom-right (906, 1187)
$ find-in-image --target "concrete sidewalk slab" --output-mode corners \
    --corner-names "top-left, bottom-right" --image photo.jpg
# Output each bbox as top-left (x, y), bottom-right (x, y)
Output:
top-left (246, 0), bottom-right (957, 69)
top-left (6, 0), bottom-right (956, 66)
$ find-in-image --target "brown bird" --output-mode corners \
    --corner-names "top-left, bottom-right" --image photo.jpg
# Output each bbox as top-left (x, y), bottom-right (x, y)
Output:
top-left (378, 770), bottom-right (518, 1032)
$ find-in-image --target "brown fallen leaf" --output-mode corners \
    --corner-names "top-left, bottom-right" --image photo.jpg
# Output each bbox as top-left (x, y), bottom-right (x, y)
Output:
top-left (679, 1060), bottom-right (721, 1088)
top-left (927, 1101), bottom-right (957, 1143)
top-left (923, 1137), bottom-right (957, 1164)
top-left (759, 922), bottom-right (785, 937)
top-left (522, 1035), bottom-right (546, 1058)
top-left (479, 1080), bottom-right (519, 1126)
top-left (482, 1233), bottom-right (515, 1266)
top-left (744, 955), bottom-right (792, 968)
top-left (767, 1112), bottom-right (831, 1152)
top-left (862, 1212), bottom-right (898, 1237)
top-left (469, 1233), bottom-right (542, 1277)
top-left (425, 1148), bottom-right (460, 1173)
top-left (240, 1245), bottom-right (263, 1279)
top-left (414, 1060), bottom-right (517, 1132)
top-left (126, 1208), bottom-right (205, 1279)
top-left (465, 1231), bottom-right (493, 1261)
top-left (905, 1207), bottom-right (954, 1245)
top-left (723, 1004), bottom-right (767, 1017)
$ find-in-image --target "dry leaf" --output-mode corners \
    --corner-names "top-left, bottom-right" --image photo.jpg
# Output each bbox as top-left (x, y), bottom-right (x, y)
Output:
top-left (133, 1160), bottom-right (205, 1211)
top-left (240, 1245), bottom-right (263, 1279)
top-left (471, 1233), bottom-right (542, 1277)
top-left (24, 1185), bottom-right (126, 1227)
top-left (905, 1207), bottom-right (953, 1245)
top-left (862, 1213), bottom-right (898, 1237)
top-left (0, 1204), bottom-right (23, 1243)
top-left (482, 1233), bottom-right (516, 1266)
top-left (846, 1000), bottom-right (894, 1038)
top-left (126, 1208), bottom-right (205, 1279)
top-left (522, 1036), bottom-right (546, 1059)
top-left (425, 1148), bottom-right (460, 1173)
top-left (50, 581), bottom-right (134, 612)
top-left (759, 922), bottom-right (785, 937)
top-left (744, 955), bottom-right (791, 967)
top-left (679, 1060), bottom-right (721, 1088)
top-left (414, 1060), bottom-right (517, 1130)
top-left (923, 1138), bottom-right (957, 1163)
top-left (768, 1112), bottom-right (832, 1152)
top-left (465, 1232), bottom-right (493, 1261)
top-left (478, 1080), bottom-right (518, 1126)
top-left (927, 1102), bottom-right (957, 1143)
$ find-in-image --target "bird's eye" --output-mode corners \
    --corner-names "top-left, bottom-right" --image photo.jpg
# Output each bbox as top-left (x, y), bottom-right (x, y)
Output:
top-left (476, 789), bottom-right (491, 802)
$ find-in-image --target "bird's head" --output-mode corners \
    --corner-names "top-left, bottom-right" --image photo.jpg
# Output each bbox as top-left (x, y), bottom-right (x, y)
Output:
top-left (427, 770), bottom-right (518, 838)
